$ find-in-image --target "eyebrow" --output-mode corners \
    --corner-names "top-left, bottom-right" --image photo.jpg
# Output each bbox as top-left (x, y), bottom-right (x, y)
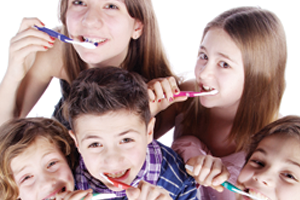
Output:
top-left (81, 129), bottom-right (140, 143)
top-left (199, 45), bottom-right (237, 64)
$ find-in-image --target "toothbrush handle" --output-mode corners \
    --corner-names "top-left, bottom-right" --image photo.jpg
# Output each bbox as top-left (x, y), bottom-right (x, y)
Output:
top-left (173, 91), bottom-right (195, 97)
top-left (34, 25), bottom-right (71, 42)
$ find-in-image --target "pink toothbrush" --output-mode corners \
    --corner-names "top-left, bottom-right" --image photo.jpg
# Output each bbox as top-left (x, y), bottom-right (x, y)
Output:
top-left (174, 90), bottom-right (218, 98)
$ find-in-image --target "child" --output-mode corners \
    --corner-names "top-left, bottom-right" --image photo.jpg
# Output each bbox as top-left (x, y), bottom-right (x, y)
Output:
top-left (149, 6), bottom-right (287, 200)
top-left (0, 0), bottom-right (179, 128)
top-left (64, 66), bottom-right (198, 199)
top-left (0, 117), bottom-right (91, 200)
top-left (236, 115), bottom-right (300, 200)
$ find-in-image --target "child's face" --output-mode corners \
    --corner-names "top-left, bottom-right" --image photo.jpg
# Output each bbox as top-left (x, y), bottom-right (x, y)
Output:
top-left (237, 134), bottom-right (300, 200)
top-left (70, 110), bottom-right (154, 191)
top-left (11, 137), bottom-right (74, 200)
top-left (194, 28), bottom-right (244, 110)
top-left (66, 0), bottom-right (143, 67)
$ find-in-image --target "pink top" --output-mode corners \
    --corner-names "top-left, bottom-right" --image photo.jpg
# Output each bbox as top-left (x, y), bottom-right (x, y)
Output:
top-left (172, 135), bottom-right (246, 200)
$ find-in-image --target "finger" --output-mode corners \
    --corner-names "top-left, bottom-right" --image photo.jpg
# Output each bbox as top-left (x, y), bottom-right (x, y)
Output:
top-left (151, 81), bottom-right (165, 101)
top-left (18, 17), bottom-right (45, 33)
top-left (198, 156), bottom-right (214, 184)
top-left (126, 187), bottom-right (140, 200)
top-left (212, 165), bottom-right (230, 186)
top-left (148, 88), bottom-right (156, 102)
top-left (168, 76), bottom-right (180, 94)
top-left (203, 159), bottom-right (223, 186)
top-left (11, 27), bottom-right (55, 45)
top-left (160, 78), bottom-right (174, 102)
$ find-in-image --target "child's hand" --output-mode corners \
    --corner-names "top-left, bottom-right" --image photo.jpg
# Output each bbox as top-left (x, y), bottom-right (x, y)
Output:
top-left (126, 180), bottom-right (172, 200)
top-left (186, 155), bottom-right (230, 192)
top-left (7, 17), bottom-right (55, 81)
top-left (147, 76), bottom-right (187, 116)
top-left (56, 189), bottom-right (93, 200)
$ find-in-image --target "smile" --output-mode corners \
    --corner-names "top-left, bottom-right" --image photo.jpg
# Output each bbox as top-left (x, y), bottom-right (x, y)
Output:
top-left (246, 188), bottom-right (271, 200)
top-left (43, 186), bottom-right (66, 200)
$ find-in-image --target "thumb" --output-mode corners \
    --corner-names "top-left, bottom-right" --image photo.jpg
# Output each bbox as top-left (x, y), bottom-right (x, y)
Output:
top-left (126, 187), bottom-right (140, 200)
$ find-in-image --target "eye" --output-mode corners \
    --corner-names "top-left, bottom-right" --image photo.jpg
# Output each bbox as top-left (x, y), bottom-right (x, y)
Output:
top-left (250, 159), bottom-right (265, 167)
top-left (104, 4), bottom-right (118, 9)
top-left (72, 0), bottom-right (86, 6)
top-left (120, 138), bottom-right (133, 144)
top-left (282, 172), bottom-right (298, 181)
top-left (47, 161), bottom-right (58, 169)
top-left (88, 142), bottom-right (102, 148)
top-left (219, 61), bottom-right (230, 68)
top-left (198, 52), bottom-right (208, 61)
top-left (21, 175), bottom-right (33, 184)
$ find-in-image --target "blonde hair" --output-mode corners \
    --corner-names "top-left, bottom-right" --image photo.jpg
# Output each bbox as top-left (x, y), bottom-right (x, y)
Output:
top-left (0, 118), bottom-right (77, 200)
top-left (58, 0), bottom-right (175, 82)
top-left (182, 7), bottom-right (286, 151)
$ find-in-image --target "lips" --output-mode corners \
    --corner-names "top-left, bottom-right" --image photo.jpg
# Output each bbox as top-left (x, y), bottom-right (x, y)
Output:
top-left (104, 169), bottom-right (130, 181)
top-left (246, 188), bottom-right (271, 200)
top-left (43, 186), bottom-right (66, 200)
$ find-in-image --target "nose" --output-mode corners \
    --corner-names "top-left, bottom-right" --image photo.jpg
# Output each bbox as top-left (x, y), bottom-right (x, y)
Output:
top-left (194, 59), bottom-right (214, 81)
top-left (82, 7), bottom-right (103, 29)
top-left (253, 167), bottom-right (275, 187)
top-left (103, 146), bottom-right (124, 167)
top-left (39, 171), bottom-right (58, 190)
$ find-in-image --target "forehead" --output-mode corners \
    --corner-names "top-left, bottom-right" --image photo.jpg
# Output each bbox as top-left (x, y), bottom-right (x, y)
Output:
top-left (256, 134), bottom-right (300, 161)
top-left (74, 111), bottom-right (147, 136)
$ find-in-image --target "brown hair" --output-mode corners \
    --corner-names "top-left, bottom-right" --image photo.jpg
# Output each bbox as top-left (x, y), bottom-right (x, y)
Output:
top-left (58, 0), bottom-right (175, 82)
top-left (64, 66), bottom-right (151, 131)
top-left (0, 117), bottom-right (78, 200)
top-left (182, 7), bottom-right (286, 151)
top-left (246, 115), bottom-right (300, 162)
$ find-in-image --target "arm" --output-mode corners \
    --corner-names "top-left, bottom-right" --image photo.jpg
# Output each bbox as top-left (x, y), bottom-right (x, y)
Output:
top-left (0, 18), bottom-right (63, 125)
top-left (152, 79), bottom-right (195, 139)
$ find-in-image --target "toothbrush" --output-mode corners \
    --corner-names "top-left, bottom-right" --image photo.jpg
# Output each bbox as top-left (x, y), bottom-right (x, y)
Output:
top-left (100, 173), bottom-right (134, 190)
top-left (91, 193), bottom-right (116, 200)
top-left (34, 25), bottom-right (97, 49)
top-left (185, 165), bottom-right (263, 200)
top-left (173, 90), bottom-right (218, 98)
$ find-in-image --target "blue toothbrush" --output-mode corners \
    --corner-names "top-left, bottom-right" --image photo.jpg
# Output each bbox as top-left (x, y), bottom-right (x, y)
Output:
top-left (34, 25), bottom-right (97, 49)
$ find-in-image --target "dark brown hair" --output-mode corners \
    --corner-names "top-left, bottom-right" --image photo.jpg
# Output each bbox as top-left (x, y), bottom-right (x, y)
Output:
top-left (58, 0), bottom-right (175, 83)
top-left (0, 117), bottom-right (78, 200)
top-left (246, 115), bottom-right (300, 162)
top-left (182, 6), bottom-right (286, 151)
top-left (64, 66), bottom-right (151, 131)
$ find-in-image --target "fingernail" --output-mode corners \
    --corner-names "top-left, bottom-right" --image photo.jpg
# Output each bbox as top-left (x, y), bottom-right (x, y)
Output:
top-left (41, 22), bottom-right (45, 26)
top-left (44, 46), bottom-right (48, 49)
top-left (48, 42), bottom-right (54, 46)
top-left (169, 97), bottom-right (173, 102)
top-left (152, 100), bottom-right (155, 103)
top-left (158, 99), bottom-right (162, 103)
top-left (175, 89), bottom-right (179, 94)
top-left (50, 37), bottom-right (55, 41)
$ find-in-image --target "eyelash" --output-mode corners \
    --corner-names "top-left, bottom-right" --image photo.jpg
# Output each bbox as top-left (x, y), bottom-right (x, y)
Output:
top-left (21, 175), bottom-right (33, 183)
top-left (250, 159), bottom-right (265, 167)
top-left (88, 142), bottom-right (102, 148)
top-left (72, 0), bottom-right (86, 6)
top-left (121, 138), bottom-right (134, 144)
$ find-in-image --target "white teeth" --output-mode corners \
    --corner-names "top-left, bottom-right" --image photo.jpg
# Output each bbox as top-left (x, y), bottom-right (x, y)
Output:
top-left (203, 85), bottom-right (213, 91)
top-left (106, 170), bottom-right (127, 179)
top-left (249, 189), bottom-right (270, 200)
top-left (83, 37), bottom-right (106, 44)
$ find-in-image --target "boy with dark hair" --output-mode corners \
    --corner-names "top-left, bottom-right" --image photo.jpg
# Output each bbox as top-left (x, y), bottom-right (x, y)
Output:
top-left (65, 67), bottom-right (198, 200)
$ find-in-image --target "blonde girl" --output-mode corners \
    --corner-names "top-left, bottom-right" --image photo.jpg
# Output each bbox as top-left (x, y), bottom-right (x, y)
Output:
top-left (0, 117), bottom-right (91, 200)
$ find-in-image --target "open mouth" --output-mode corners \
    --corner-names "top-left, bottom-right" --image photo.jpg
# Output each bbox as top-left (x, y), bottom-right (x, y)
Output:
top-left (43, 186), bottom-right (66, 200)
top-left (245, 188), bottom-right (271, 200)
top-left (82, 36), bottom-right (107, 46)
top-left (105, 169), bottom-right (129, 180)
top-left (201, 84), bottom-right (216, 93)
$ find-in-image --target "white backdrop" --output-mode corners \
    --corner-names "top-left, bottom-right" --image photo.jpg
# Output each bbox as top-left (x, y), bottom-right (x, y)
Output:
top-left (1, 1), bottom-right (300, 145)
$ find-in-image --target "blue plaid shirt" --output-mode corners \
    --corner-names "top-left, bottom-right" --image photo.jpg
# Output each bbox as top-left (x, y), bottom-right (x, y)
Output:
top-left (75, 140), bottom-right (198, 200)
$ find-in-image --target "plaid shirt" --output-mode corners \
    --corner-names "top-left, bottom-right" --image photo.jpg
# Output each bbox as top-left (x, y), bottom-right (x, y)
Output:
top-left (75, 140), bottom-right (163, 198)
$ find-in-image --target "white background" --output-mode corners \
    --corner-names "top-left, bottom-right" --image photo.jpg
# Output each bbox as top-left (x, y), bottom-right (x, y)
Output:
top-left (1, 1), bottom-right (300, 145)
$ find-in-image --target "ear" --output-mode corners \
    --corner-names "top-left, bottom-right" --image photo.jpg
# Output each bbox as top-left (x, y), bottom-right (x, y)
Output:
top-left (146, 117), bottom-right (155, 144)
top-left (69, 130), bottom-right (79, 149)
top-left (132, 20), bottom-right (144, 40)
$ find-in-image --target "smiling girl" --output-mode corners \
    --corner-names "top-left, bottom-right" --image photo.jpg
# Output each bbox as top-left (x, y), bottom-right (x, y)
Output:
top-left (0, 117), bottom-right (91, 200)
top-left (0, 0), bottom-right (178, 128)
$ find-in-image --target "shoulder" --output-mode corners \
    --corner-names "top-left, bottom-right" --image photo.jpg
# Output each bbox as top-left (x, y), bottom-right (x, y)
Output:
top-left (156, 141), bottom-right (198, 200)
